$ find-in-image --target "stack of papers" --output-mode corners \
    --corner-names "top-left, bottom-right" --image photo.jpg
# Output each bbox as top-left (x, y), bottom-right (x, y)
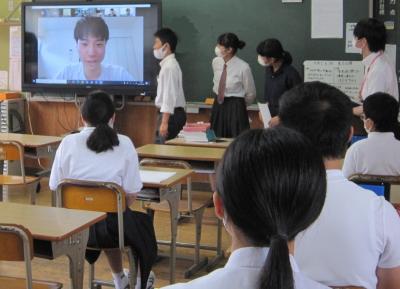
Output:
top-left (139, 170), bottom-right (176, 184)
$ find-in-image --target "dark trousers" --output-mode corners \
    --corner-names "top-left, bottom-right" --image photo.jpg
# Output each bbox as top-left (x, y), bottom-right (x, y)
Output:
top-left (155, 107), bottom-right (187, 144)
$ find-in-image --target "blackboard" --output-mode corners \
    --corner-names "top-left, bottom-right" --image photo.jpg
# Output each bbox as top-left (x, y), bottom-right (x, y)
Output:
top-left (163, 0), bottom-right (369, 101)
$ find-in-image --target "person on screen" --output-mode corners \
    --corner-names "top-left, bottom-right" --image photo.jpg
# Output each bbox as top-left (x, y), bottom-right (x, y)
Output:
top-left (55, 16), bottom-right (134, 82)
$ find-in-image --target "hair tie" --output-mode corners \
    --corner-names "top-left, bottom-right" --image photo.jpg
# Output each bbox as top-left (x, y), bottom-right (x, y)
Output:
top-left (271, 233), bottom-right (288, 242)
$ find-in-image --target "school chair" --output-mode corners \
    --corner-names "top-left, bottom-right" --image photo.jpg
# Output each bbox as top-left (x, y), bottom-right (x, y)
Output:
top-left (0, 141), bottom-right (40, 204)
top-left (140, 158), bottom-right (210, 278)
top-left (55, 179), bottom-right (137, 289)
top-left (0, 223), bottom-right (63, 289)
top-left (349, 174), bottom-right (400, 201)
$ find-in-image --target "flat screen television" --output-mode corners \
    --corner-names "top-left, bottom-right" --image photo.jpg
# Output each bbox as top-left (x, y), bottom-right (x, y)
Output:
top-left (22, 0), bottom-right (161, 95)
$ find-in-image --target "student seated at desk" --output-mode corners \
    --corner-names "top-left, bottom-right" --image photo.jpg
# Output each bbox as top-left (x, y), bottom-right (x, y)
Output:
top-left (343, 92), bottom-right (400, 178)
top-left (49, 91), bottom-right (157, 289)
top-left (278, 82), bottom-right (400, 289)
top-left (162, 127), bottom-right (329, 289)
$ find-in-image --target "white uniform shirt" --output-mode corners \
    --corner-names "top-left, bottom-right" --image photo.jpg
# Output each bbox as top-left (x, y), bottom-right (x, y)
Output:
top-left (49, 127), bottom-right (142, 195)
top-left (295, 169), bottom-right (400, 289)
top-left (155, 54), bottom-right (186, 114)
top-left (162, 247), bottom-right (329, 289)
top-left (212, 56), bottom-right (256, 105)
top-left (361, 52), bottom-right (399, 101)
top-left (343, 132), bottom-right (400, 178)
top-left (55, 63), bottom-right (134, 81)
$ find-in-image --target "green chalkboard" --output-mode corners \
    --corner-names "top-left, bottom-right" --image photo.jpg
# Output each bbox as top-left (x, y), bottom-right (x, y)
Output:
top-left (163, 0), bottom-right (369, 101)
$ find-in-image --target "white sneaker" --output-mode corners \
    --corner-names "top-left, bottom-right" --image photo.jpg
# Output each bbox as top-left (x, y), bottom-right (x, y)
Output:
top-left (124, 269), bottom-right (156, 289)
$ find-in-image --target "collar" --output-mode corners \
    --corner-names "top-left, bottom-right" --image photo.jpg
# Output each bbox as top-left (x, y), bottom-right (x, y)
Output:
top-left (224, 247), bottom-right (299, 272)
top-left (225, 55), bottom-right (238, 66)
top-left (362, 51), bottom-right (382, 67)
top-left (269, 62), bottom-right (285, 76)
top-left (160, 53), bottom-right (175, 67)
top-left (326, 169), bottom-right (345, 181)
top-left (368, 131), bottom-right (395, 139)
top-left (81, 126), bottom-right (95, 133)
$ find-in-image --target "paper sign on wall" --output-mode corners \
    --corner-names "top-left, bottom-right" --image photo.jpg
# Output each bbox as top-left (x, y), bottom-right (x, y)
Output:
top-left (346, 23), bottom-right (361, 54)
top-left (311, 0), bottom-right (343, 39)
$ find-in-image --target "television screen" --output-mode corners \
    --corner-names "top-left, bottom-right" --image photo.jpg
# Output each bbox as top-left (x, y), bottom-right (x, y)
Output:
top-left (22, 1), bottom-right (161, 95)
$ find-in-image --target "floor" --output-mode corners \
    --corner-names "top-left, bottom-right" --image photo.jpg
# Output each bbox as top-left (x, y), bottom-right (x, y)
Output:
top-left (0, 178), bottom-right (231, 289)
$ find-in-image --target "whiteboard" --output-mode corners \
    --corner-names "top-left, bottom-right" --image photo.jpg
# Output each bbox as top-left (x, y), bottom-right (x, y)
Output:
top-left (304, 60), bottom-right (364, 103)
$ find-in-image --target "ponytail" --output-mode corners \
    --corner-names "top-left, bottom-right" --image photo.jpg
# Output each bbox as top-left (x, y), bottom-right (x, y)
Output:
top-left (87, 123), bottom-right (119, 153)
top-left (282, 51), bottom-right (293, 65)
top-left (259, 234), bottom-right (294, 289)
top-left (82, 90), bottom-right (119, 153)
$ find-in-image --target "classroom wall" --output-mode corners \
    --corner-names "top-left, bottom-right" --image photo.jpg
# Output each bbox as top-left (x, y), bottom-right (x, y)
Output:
top-left (163, 0), bottom-right (369, 101)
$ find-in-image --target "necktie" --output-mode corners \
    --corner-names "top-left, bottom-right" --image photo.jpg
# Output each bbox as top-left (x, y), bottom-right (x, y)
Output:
top-left (217, 64), bottom-right (227, 104)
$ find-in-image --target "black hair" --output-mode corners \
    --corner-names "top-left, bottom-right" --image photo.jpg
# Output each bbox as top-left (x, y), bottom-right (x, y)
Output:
top-left (217, 127), bottom-right (326, 289)
top-left (353, 18), bottom-right (386, 52)
top-left (74, 16), bottom-right (109, 42)
top-left (154, 28), bottom-right (178, 52)
top-left (217, 33), bottom-right (246, 54)
top-left (279, 81), bottom-right (353, 159)
top-left (364, 92), bottom-right (400, 139)
top-left (81, 90), bottom-right (119, 153)
top-left (256, 38), bottom-right (293, 65)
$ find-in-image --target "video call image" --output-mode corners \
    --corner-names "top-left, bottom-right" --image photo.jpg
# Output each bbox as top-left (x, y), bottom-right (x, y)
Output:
top-left (33, 5), bottom-right (145, 84)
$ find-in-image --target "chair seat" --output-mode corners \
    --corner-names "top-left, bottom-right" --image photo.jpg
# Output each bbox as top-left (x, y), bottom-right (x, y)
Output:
top-left (0, 276), bottom-right (62, 289)
top-left (145, 199), bottom-right (211, 213)
top-left (0, 175), bottom-right (39, 185)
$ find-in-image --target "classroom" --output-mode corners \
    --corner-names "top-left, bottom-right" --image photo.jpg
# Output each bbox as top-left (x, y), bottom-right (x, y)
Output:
top-left (0, 0), bottom-right (400, 289)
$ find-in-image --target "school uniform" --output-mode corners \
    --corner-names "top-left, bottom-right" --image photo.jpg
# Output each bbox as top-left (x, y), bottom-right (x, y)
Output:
top-left (343, 132), bottom-right (400, 178)
top-left (162, 247), bottom-right (329, 289)
top-left (210, 56), bottom-right (256, 138)
top-left (155, 53), bottom-right (186, 143)
top-left (49, 127), bottom-right (157, 289)
top-left (360, 51), bottom-right (399, 101)
top-left (262, 63), bottom-right (302, 117)
top-left (295, 169), bottom-right (400, 289)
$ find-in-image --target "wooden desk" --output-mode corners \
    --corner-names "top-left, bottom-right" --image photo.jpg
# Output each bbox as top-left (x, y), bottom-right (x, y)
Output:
top-left (137, 144), bottom-right (225, 162)
top-left (137, 145), bottom-right (225, 276)
top-left (138, 166), bottom-right (194, 284)
top-left (165, 137), bottom-right (233, 149)
top-left (0, 201), bottom-right (106, 289)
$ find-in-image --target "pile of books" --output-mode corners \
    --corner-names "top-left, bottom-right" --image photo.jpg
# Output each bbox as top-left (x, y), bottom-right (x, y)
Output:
top-left (180, 122), bottom-right (217, 142)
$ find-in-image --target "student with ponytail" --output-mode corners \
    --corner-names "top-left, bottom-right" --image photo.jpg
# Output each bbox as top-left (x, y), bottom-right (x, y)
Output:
top-left (49, 91), bottom-right (157, 289)
top-left (257, 38), bottom-right (302, 118)
top-left (210, 32), bottom-right (256, 137)
top-left (343, 92), bottom-right (400, 178)
top-left (162, 127), bottom-right (329, 289)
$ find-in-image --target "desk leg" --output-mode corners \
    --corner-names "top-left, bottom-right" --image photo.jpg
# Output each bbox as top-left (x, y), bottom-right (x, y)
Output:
top-left (163, 186), bottom-right (179, 284)
top-left (51, 229), bottom-right (89, 289)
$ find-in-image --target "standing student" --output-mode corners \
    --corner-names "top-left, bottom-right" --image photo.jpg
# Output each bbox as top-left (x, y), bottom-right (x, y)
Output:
top-left (257, 38), bottom-right (302, 118)
top-left (352, 18), bottom-right (399, 117)
top-left (210, 33), bottom-right (256, 138)
top-left (153, 28), bottom-right (186, 143)
top-left (343, 92), bottom-right (400, 178)
top-left (49, 91), bottom-right (157, 289)
top-left (162, 127), bottom-right (329, 289)
top-left (278, 82), bottom-right (400, 289)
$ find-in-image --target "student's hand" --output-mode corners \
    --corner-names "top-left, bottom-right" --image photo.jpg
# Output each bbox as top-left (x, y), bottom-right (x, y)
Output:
top-left (269, 116), bottom-right (280, 127)
top-left (159, 122), bottom-right (168, 138)
top-left (353, 106), bottom-right (363, 116)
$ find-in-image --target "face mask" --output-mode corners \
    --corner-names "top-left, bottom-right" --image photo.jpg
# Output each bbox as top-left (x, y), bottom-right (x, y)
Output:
top-left (153, 45), bottom-right (166, 60)
top-left (258, 55), bottom-right (268, 67)
top-left (108, 118), bottom-right (114, 129)
top-left (215, 46), bottom-right (224, 58)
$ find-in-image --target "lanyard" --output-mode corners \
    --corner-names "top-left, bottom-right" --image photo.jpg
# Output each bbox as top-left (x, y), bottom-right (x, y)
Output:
top-left (359, 51), bottom-right (383, 100)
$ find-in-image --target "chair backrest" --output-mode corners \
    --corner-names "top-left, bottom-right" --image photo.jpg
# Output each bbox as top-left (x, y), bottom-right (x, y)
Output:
top-left (56, 179), bottom-right (126, 250)
top-left (349, 174), bottom-right (400, 201)
top-left (0, 224), bottom-right (33, 289)
top-left (0, 140), bottom-right (26, 180)
top-left (140, 158), bottom-right (193, 211)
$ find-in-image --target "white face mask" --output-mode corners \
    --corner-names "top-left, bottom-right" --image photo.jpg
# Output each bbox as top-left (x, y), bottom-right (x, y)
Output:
top-left (258, 55), bottom-right (268, 67)
top-left (153, 45), bottom-right (166, 60)
top-left (215, 46), bottom-right (224, 58)
top-left (108, 118), bottom-right (114, 129)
